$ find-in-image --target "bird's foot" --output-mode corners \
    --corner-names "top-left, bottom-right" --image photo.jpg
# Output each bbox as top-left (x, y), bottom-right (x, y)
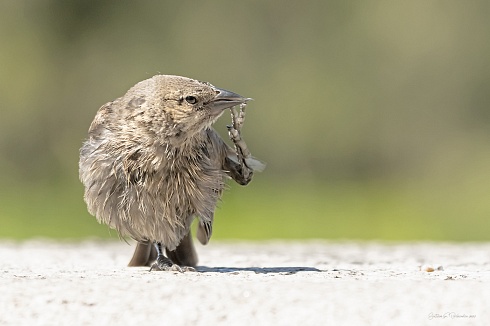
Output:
top-left (227, 104), bottom-right (253, 181)
top-left (230, 103), bottom-right (247, 132)
top-left (149, 255), bottom-right (196, 272)
top-left (227, 103), bottom-right (247, 142)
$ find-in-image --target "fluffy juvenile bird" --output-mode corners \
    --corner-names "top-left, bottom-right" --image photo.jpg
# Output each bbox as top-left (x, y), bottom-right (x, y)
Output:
top-left (79, 75), bottom-right (263, 271)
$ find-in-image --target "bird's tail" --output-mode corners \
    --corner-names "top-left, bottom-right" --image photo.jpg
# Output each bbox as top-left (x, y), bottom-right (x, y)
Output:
top-left (127, 231), bottom-right (198, 267)
top-left (166, 231), bottom-right (198, 267)
top-left (128, 240), bottom-right (156, 266)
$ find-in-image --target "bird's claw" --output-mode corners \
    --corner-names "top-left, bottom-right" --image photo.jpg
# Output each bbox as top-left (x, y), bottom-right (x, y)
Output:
top-left (149, 255), bottom-right (196, 272)
top-left (228, 104), bottom-right (253, 180)
top-left (230, 104), bottom-right (246, 131)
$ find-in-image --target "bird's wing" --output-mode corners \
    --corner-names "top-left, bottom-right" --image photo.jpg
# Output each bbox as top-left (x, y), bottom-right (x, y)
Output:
top-left (196, 220), bottom-right (213, 245)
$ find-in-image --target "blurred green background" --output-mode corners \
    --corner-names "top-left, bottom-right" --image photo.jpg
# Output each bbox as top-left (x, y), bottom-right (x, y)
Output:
top-left (1, 1), bottom-right (489, 241)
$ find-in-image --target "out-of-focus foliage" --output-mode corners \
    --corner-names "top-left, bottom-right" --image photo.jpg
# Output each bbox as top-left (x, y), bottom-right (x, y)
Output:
top-left (1, 1), bottom-right (489, 240)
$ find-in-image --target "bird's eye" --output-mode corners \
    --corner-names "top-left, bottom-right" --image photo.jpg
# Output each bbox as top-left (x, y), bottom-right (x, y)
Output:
top-left (185, 96), bottom-right (197, 104)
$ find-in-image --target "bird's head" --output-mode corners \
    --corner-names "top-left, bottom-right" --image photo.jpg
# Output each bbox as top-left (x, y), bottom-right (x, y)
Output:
top-left (121, 75), bottom-right (250, 146)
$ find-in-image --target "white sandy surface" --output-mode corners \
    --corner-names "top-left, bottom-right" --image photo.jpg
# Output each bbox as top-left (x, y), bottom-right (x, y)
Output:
top-left (0, 240), bottom-right (489, 325)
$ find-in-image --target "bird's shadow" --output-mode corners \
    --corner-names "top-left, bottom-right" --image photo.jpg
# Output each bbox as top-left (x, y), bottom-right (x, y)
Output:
top-left (196, 266), bottom-right (322, 274)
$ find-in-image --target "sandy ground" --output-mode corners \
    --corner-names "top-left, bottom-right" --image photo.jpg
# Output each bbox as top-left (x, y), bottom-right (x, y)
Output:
top-left (0, 240), bottom-right (489, 326)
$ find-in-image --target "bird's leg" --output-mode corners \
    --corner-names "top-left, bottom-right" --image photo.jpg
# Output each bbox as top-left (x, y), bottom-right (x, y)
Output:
top-left (227, 103), bottom-right (254, 183)
top-left (149, 242), bottom-right (196, 272)
top-left (150, 242), bottom-right (177, 271)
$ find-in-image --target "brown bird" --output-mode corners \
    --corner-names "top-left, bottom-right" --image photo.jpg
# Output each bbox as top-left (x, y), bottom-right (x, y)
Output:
top-left (79, 75), bottom-right (263, 271)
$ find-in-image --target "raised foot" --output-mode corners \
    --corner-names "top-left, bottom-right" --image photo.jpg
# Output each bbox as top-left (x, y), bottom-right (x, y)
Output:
top-left (227, 104), bottom-right (253, 181)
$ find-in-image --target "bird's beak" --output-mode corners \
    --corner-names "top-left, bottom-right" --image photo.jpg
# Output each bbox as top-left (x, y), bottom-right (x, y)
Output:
top-left (207, 87), bottom-right (252, 112)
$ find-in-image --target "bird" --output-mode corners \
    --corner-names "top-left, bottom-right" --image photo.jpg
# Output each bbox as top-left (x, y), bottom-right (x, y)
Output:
top-left (79, 75), bottom-right (263, 272)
